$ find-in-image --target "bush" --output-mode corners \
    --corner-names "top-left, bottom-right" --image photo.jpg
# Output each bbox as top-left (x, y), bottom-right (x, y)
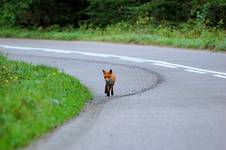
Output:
top-left (0, 0), bottom-right (225, 29)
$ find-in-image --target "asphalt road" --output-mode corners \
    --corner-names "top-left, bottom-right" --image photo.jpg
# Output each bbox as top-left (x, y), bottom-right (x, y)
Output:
top-left (0, 39), bottom-right (226, 150)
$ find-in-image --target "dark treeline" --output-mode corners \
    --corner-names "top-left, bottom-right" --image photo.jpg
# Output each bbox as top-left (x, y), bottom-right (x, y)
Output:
top-left (0, 0), bottom-right (225, 29)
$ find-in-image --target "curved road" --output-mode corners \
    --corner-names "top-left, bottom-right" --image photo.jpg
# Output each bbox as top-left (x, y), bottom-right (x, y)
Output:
top-left (0, 39), bottom-right (226, 150)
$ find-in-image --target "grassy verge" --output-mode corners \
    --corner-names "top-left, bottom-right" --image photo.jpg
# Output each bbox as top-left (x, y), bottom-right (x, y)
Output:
top-left (0, 54), bottom-right (92, 150)
top-left (0, 23), bottom-right (225, 51)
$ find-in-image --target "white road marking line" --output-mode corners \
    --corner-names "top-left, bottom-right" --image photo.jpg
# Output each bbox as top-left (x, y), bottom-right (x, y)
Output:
top-left (0, 44), bottom-right (226, 79)
top-left (185, 69), bottom-right (207, 74)
top-left (151, 61), bottom-right (226, 76)
top-left (153, 63), bottom-right (178, 68)
top-left (214, 74), bottom-right (226, 79)
top-left (119, 57), bottom-right (145, 63)
top-left (80, 52), bottom-right (111, 57)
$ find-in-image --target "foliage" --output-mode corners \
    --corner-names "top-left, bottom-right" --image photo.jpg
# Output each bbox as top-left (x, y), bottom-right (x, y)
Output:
top-left (0, 0), bottom-right (225, 50)
top-left (0, 55), bottom-right (92, 150)
top-left (192, 0), bottom-right (226, 28)
top-left (0, 0), bottom-right (31, 27)
top-left (85, 0), bottom-right (138, 26)
top-left (0, 23), bottom-right (225, 51)
top-left (0, 0), bottom-right (225, 29)
top-left (0, 0), bottom-right (87, 27)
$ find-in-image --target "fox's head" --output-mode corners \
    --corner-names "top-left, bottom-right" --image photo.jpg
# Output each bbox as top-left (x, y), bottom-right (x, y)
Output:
top-left (102, 69), bottom-right (113, 83)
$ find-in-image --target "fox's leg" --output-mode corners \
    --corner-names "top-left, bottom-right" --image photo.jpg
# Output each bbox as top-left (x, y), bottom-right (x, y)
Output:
top-left (107, 87), bottom-right (110, 97)
top-left (106, 84), bottom-right (110, 96)
top-left (111, 85), bottom-right (114, 95)
top-left (105, 84), bottom-right (107, 94)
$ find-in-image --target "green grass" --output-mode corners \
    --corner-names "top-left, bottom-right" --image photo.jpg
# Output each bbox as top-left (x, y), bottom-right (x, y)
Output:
top-left (0, 23), bottom-right (225, 51)
top-left (0, 54), bottom-right (92, 150)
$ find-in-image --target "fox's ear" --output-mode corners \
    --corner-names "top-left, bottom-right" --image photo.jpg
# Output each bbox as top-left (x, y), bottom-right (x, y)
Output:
top-left (102, 70), bottom-right (106, 74)
top-left (109, 69), bottom-right (112, 74)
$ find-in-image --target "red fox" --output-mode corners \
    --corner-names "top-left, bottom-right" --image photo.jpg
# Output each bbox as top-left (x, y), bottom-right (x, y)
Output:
top-left (102, 69), bottom-right (116, 97)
